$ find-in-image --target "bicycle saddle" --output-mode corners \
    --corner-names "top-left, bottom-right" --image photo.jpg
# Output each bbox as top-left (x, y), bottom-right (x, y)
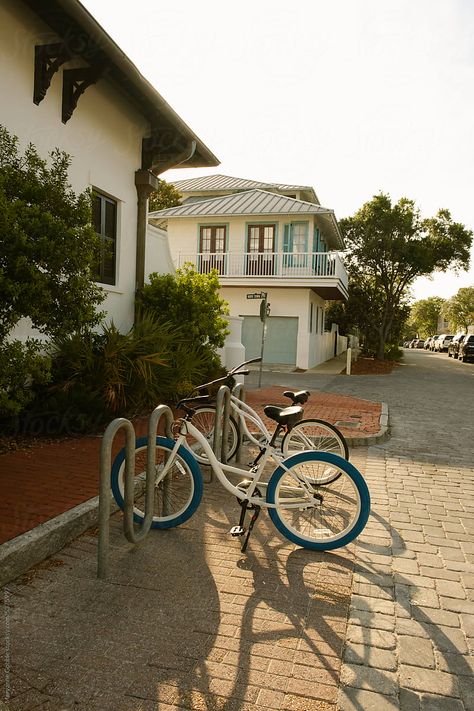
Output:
top-left (283, 390), bottom-right (310, 405)
top-left (263, 405), bottom-right (303, 427)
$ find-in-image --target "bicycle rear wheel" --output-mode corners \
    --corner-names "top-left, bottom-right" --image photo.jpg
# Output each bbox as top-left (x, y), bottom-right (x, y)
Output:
top-left (267, 451), bottom-right (370, 550)
top-left (187, 406), bottom-right (239, 463)
top-left (111, 436), bottom-right (203, 529)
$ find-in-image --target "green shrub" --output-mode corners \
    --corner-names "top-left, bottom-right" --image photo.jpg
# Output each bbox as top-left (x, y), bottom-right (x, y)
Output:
top-left (383, 343), bottom-right (403, 361)
top-left (0, 339), bottom-right (51, 425)
top-left (24, 312), bottom-right (224, 434)
top-left (138, 263), bottom-right (229, 349)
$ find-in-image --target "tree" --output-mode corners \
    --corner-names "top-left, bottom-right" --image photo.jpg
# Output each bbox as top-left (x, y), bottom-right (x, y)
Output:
top-left (341, 193), bottom-right (472, 359)
top-left (0, 125), bottom-right (105, 423)
top-left (408, 297), bottom-right (446, 338)
top-left (0, 125), bottom-right (104, 341)
top-left (137, 263), bottom-right (229, 349)
top-left (149, 178), bottom-right (182, 212)
top-left (442, 287), bottom-right (474, 332)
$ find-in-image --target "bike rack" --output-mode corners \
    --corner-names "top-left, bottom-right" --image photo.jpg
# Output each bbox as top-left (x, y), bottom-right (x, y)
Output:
top-left (97, 404), bottom-right (174, 579)
top-left (231, 381), bottom-right (246, 465)
top-left (211, 384), bottom-right (232, 482)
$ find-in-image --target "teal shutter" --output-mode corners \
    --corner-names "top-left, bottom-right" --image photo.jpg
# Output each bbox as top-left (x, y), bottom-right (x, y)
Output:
top-left (283, 224), bottom-right (292, 267)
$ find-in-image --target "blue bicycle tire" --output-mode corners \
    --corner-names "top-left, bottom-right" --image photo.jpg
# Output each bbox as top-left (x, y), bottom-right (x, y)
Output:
top-left (267, 451), bottom-right (370, 550)
top-left (111, 436), bottom-right (203, 529)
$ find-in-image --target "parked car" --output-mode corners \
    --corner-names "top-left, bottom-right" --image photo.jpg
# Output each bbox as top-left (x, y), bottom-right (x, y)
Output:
top-left (458, 334), bottom-right (474, 363)
top-left (414, 339), bottom-right (425, 349)
top-left (424, 336), bottom-right (434, 349)
top-left (429, 336), bottom-right (441, 351)
top-left (434, 334), bottom-right (454, 352)
top-left (448, 333), bottom-right (466, 359)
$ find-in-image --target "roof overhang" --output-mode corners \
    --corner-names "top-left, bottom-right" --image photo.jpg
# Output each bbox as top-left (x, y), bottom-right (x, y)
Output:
top-left (21, 0), bottom-right (219, 172)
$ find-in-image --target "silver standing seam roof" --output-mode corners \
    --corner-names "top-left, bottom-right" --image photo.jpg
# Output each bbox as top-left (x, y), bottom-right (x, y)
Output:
top-left (171, 174), bottom-right (316, 194)
top-left (149, 189), bottom-right (343, 248)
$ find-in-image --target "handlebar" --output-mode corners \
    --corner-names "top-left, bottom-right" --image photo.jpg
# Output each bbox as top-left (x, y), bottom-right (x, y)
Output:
top-left (190, 358), bottom-right (261, 396)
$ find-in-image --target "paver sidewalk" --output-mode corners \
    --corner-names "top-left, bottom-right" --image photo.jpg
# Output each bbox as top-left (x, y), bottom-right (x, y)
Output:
top-left (1, 443), bottom-right (369, 711)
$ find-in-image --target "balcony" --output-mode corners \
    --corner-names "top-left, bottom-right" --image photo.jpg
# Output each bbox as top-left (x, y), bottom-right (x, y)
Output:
top-left (176, 251), bottom-right (349, 300)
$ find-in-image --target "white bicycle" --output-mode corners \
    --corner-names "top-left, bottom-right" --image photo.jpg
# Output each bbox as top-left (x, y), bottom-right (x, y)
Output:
top-left (111, 367), bottom-right (370, 553)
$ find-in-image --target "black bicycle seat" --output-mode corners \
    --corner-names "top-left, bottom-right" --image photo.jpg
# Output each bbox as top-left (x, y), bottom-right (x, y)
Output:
top-left (263, 405), bottom-right (303, 427)
top-left (283, 390), bottom-right (310, 405)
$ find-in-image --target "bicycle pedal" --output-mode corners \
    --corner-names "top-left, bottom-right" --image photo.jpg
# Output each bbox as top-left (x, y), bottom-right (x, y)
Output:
top-left (230, 525), bottom-right (246, 537)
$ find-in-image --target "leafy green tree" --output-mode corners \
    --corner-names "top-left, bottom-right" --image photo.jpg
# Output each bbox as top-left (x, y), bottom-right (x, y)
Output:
top-left (341, 194), bottom-right (472, 359)
top-left (138, 263), bottom-right (229, 349)
top-left (149, 178), bottom-right (182, 212)
top-left (0, 125), bottom-right (105, 341)
top-left (326, 277), bottom-right (410, 356)
top-left (408, 297), bottom-right (446, 338)
top-left (442, 287), bottom-right (474, 331)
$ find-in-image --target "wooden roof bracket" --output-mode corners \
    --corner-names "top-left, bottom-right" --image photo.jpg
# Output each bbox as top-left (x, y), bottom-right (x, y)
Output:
top-left (34, 42), bottom-right (73, 105)
top-left (62, 65), bottom-right (103, 123)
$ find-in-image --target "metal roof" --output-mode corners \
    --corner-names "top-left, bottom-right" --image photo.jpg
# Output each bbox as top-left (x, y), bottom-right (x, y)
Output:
top-left (149, 190), bottom-right (343, 248)
top-left (171, 174), bottom-right (315, 194)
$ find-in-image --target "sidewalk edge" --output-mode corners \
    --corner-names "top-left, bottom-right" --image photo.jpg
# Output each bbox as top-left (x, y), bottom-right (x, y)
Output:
top-left (0, 495), bottom-right (117, 588)
top-left (346, 402), bottom-right (390, 447)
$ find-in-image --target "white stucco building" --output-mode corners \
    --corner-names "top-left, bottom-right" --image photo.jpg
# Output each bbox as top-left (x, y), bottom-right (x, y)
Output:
top-left (1, 0), bottom-right (218, 338)
top-left (150, 175), bottom-right (349, 370)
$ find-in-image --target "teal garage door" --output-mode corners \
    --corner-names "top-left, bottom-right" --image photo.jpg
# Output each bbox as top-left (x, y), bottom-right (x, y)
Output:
top-left (242, 316), bottom-right (298, 365)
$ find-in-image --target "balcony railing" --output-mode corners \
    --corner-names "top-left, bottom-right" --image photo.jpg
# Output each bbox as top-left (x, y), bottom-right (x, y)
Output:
top-left (176, 251), bottom-right (347, 284)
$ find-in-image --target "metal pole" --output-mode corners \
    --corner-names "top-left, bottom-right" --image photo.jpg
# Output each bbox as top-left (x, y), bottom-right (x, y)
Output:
top-left (213, 385), bottom-right (231, 481)
top-left (258, 294), bottom-right (268, 389)
top-left (98, 418), bottom-right (135, 579)
top-left (232, 382), bottom-right (246, 465)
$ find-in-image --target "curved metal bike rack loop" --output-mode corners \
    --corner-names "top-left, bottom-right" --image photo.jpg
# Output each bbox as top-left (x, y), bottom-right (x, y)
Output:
top-left (97, 404), bottom-right (174, 579)
top-left (212, 385), bottom-right (231, 481)
top-left (232, 381), bottom-right (246, 465)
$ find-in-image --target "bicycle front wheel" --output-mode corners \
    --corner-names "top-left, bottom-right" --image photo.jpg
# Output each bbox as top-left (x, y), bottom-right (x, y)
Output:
top-left (111, 436), bottom-right (203, 529)
top-left (187, 406), bottom-right (239, 464)
top-left (267, 451), bottom-right (370, 550)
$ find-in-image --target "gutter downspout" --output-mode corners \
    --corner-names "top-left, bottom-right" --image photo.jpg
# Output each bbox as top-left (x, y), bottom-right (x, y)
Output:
top-left (134, 140), bottom-right (197, 304)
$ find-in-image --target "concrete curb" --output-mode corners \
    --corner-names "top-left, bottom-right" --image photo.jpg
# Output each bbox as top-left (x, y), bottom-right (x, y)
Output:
top-left (0, 494), bottom-right (118, 588)
top-left (345, 401), bottom-right (390, 447)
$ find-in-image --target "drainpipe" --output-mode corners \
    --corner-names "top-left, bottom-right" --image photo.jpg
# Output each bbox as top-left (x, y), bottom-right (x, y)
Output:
top-left (134, 140), bottom-right (197, 304)
top-left (134, 168), bottom-right (159, 294)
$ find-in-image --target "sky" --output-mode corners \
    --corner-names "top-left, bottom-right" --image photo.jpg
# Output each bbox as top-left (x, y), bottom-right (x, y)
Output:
top-left (83, 0), bottom-right (474, 302)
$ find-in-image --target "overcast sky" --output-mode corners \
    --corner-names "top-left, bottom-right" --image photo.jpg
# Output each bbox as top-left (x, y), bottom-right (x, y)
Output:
top-left (83, 0), bottom-right (474, 302)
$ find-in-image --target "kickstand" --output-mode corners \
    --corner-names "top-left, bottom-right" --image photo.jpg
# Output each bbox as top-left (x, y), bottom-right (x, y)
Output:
top-left (241, 506), bottom-right (261, 553)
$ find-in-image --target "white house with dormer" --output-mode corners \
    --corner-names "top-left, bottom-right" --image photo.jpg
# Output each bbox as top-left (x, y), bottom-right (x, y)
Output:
top-left (149, 175), bottom-right (348, 369)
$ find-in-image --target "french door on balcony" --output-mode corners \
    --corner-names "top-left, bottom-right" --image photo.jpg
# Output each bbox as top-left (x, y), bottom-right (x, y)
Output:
top-left (199, 225), bottom-right (226, 274)
top-left (246, 224), bottom-right (275, 276)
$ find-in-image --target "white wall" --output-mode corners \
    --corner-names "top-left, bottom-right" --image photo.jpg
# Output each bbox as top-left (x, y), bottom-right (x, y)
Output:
top-left (0, 0), bottom-right (149, 335)
top-left (220, 286), bottom-right (327, 369)
top-left (145, 225), bottom-right (175, 278)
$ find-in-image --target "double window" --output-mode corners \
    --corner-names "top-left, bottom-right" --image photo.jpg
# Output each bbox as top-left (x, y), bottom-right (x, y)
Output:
top-left (92, 192), bottom-right (117, 285)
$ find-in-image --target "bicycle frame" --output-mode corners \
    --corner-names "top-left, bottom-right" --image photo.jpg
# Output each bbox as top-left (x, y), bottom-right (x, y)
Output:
top-left (158, 419), bottom-right (316, 510)
top-left (229, 394), bottom-right (274, 448)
